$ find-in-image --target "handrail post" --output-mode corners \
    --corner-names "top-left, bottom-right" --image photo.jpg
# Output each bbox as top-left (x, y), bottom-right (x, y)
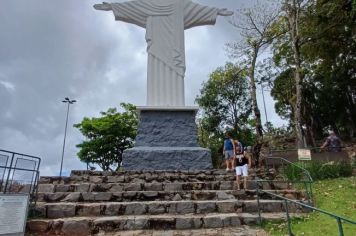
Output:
top-left (3, 153), bottom-right (15, 193)
top-left (284, 199), bottom-right (293, 236)
top-left (256, 183), bottom-right (262, 225)
top-left (337, 217), bottom-right (344, 236)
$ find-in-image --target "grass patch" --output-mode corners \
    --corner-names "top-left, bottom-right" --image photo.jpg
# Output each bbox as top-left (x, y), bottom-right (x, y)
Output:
top-left (263, 177), bottom-right (356, 235)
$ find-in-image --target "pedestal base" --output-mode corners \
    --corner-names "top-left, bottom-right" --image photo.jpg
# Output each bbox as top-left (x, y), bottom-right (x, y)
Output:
top-left (123, 147), bottom-right (211, 171)
top-left (122, 107), bottom-right (212, 171)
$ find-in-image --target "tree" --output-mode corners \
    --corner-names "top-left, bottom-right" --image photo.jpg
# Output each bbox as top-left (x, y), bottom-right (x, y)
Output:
top-left (74, 103), bottom-right (138, 171)
top-left (196, 63), bottom-right (254, 166)
top-left (271, 0), bottom-right (356, 143)
top-left (227, 1), bottom-right (281, 138)
top-left (227, 1), bottom-right (282, 163)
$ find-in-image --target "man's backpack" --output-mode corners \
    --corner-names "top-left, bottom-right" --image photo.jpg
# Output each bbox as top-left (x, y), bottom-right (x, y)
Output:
top-left (235, 140), bottom-right (244, 154)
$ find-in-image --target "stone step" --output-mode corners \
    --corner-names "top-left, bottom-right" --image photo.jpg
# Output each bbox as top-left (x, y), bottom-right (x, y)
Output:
top-left (92, 226), bottom-right (268, 236)
top-left (27, 212), bottom-right (305, 235)
top-left (39, 169), bottom-right (276, 185)
top-left (70, 169), bottom-right (265, 177)
top-left (37, 189), bottom-right (304, 203)
top-left (34, 199), bottom-right (310, 219)
top-left (37, 180), bottom-right (292, 194)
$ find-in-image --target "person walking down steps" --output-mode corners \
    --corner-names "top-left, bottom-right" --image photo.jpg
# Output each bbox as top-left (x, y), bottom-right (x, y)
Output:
top-left (234, 144), bottom-right (251, 190)
top-left (223, 132), bottom-right (235, 171)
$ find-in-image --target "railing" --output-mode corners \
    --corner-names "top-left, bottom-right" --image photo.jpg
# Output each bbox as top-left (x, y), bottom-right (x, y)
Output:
top-left (256, 189), bottom-right (356, 236)
top-left (0, 149), bottom-right (41, 206)
top-left (266, 146), bottom-right (350, 165)
top-left (263, 156), bottom-right (314, 204)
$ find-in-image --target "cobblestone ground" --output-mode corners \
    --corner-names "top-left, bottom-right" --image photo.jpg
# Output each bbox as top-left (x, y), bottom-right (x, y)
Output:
top-left (95, 226), bottom-right (269, 236)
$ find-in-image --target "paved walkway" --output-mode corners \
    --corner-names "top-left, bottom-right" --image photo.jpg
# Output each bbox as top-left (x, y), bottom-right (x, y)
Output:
top-left (95, 226), bottom-right (269, 236)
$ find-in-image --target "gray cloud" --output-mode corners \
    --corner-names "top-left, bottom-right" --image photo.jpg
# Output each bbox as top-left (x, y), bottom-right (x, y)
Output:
top-left (0, 0), bottom-right (286, 176)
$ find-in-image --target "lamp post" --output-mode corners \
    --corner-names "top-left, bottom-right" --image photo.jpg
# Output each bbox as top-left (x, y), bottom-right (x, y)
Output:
top-left (60, 97), bottom-right (76, 177)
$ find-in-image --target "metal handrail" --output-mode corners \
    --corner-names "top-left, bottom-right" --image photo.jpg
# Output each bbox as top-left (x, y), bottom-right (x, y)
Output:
top-left (262, 156), bottom-right (314, 203)
top-left (0, 149), bottom-right (41, 204)
top-left (0, 149), bottom-right (41, 161)
top-left (267, 156), bottom-right (313, 182)
top-left (268, 146), bottom-right (350, 153)
top-left (256, 189), bottom-right (356, 236)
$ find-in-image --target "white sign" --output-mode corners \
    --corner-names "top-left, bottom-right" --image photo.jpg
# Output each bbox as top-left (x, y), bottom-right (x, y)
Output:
top-left (298, 149), bottom-right (312, 161)
top-left (0, 194), bottom-right (29, 235)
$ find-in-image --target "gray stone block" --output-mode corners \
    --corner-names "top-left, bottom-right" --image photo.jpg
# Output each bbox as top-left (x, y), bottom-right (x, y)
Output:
top-left (125, 203), bottom-right (147, 215)
top-left (94, 192), bottom-right (112, 201)
top-left (61, 219), bottom-right (90, 236)
top-left (47, 204), bottom-right (75, 218)
top-left (221, 215), bottom-right (241, 227)
top-left (203, 216), bottom-right (223, 228)
top-left (144, 183), bottom-right (163, 191)
top-left (55, 184), bottom-right (70, 192)
top-left (196, 202), bottom-right (216, 214)
top-left (142, 191), bottom-right (158, 198)
top-left (77, 204), bottom-right (101, 216)
top-left (176, 218), bottom-right (192, 230)
top-left (109, 183), bottom-right (124, 192)
top-left (61, 192), bottom-right (81, 202)
top-left (134, 110), bottom-right (199, 147)
top-left (124, 218), bottom-right (148, 230)
top-left (123, 147), bottom-right (212, 171)
top-left (164, 183), bottom-right (183, 191)
top-left (148, 203), bottom-right (166, 214)
top-left (124, 183), bottom-right (142, 191)
top-left (89, 176), bottom-right (103, 184)
top-left (105, 203), bottom-right (121, 216)
top-left (75, 184), bottom-right (90, 192)
top-left (81, 193), bottom-right (95, 201)
top-left (46, 193), bottom-right (66, 201)
top-left (169, 202), bottom-right (194, 214)
top-left (216, 201), bottom-right (236, 213)
top-left (38, 184), bottom-right (54, 193)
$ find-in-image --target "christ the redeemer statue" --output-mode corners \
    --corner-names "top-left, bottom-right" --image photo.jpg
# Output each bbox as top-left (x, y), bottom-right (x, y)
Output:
top-left (94, 0), bottom-right (233, 107)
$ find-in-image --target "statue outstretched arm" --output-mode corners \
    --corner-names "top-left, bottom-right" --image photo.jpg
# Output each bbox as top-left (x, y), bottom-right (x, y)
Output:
top-left (94, 2), bottom-right (112, 11)
top-left (218, 8), bottom-right (233, 16)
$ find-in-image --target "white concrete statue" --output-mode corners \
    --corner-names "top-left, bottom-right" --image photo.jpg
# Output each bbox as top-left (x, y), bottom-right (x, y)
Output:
top-left (94, 0), bottom-right (233, 107)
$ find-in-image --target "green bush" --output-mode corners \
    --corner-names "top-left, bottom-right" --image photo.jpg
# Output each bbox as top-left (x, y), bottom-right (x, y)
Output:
top-left (282, 161), bottom-right (352, 181)
top-left (282, 164), bottom-right (304, 181)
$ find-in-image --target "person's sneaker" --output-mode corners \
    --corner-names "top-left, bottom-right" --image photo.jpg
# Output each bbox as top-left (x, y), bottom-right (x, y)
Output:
top-left (226, 168), bottom-right (230, 171)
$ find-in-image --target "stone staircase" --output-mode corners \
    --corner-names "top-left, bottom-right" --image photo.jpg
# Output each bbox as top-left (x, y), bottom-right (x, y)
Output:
top-left (27, 169), bottom-right (308, 235)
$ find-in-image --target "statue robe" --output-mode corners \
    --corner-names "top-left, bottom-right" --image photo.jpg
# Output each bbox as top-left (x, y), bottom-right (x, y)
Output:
top-left (110, 0), bottom-right (219, 106)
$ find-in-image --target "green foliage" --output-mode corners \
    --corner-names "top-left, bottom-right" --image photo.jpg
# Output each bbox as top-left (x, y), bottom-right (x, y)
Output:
top-left (282, 161), bottom-right (353, 181)
top-left (270, 0), bottom-right (356, 141)
top-left (196, 63), bottom-right (254, 167)
top-left (196, 62), bottom-right (252, 134)
top-left (74, 103), bottom-right (138, 171)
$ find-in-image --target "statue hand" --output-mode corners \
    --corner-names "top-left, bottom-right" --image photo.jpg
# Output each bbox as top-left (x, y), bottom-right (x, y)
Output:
top-left (94, 2), bottom-right (112, 11)
top-left (218, 8), bottom-right (234, 16)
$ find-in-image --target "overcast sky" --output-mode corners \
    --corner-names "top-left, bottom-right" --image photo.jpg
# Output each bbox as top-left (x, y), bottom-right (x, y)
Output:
top-left (0, 0), bottom-right (286, 176)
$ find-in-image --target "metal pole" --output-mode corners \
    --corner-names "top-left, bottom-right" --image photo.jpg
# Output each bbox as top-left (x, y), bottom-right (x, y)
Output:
top-left (256, 185), bottom-right (262, 225)
top-left (3, 153), bottom-right (15, 193)
top-left (337, 218), bottom-right (344, 236)
top-left (284, 199), bottom-right (293, 236)
top-left (60, 102), bottom-right (70, 177)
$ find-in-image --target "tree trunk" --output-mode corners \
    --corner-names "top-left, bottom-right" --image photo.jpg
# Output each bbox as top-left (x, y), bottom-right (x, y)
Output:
top-left (286, 0), bottom-right (305, 148)
top-left (250, 48), bottom-right (264, 165)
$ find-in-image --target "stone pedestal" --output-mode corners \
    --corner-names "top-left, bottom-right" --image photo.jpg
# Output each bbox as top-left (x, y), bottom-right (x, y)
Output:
top-left (122, 107), bottom-right (212, 170)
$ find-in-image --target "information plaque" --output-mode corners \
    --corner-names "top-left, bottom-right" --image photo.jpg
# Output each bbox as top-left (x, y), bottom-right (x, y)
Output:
top-left (298, 148), bottom-right (312, 161)
top-left (0, 194), bottom-right (29, 236)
